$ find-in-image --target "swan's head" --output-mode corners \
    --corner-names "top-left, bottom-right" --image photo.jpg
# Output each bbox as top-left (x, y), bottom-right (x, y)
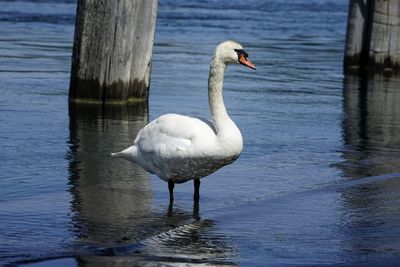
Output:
top-left (214, 40), bottom-right (256, 70)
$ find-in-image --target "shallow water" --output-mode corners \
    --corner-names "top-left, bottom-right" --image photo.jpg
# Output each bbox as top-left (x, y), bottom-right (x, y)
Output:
top-left (2, 0), bottom-right (400, 266)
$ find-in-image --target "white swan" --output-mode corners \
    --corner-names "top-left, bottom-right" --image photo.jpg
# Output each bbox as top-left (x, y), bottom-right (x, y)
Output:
top-left (112, 40), bottom-right (255, 201)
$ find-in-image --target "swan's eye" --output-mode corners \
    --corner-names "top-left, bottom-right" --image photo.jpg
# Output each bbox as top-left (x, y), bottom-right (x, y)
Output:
top-left (234, 49), bottom-right (249, 59)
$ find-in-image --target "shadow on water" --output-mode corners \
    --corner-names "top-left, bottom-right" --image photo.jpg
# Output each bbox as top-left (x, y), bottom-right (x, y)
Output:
top-left (63, 103), bottom-right (237, 266)
top-left (337, 74), bottom-right (400, 261)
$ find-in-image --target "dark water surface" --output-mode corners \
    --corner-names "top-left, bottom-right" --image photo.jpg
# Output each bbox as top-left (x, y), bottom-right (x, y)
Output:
top-left (2, 0), bottom-right (400, 266)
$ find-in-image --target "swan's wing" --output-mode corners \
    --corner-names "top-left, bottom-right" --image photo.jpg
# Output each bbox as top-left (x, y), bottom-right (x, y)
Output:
top-left (134, 114), bottom-right (215, 155)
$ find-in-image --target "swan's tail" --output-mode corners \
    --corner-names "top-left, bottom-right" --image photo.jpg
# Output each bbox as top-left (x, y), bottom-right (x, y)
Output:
top-left (111, 145), bottom-right (137, 162)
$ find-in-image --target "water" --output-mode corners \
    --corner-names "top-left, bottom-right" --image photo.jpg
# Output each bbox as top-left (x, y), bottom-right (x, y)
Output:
top-left (2, 0), bottom-right (400, 265)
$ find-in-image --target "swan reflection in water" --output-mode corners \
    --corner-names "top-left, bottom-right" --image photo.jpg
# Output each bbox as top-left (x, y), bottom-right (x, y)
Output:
top-left (339, 74), bottom-right (400, 259)
top-left (76, 205), bottom-right (237, 267)
top-left (68, 103), bottom-right (237, 266)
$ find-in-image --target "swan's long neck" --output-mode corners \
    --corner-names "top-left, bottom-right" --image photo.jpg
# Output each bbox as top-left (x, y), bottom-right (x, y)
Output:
top-left (208, 57), bottom-right (233, 135)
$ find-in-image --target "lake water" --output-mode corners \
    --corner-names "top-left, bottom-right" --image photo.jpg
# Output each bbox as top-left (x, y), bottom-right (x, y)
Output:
top-left (2, 0), bottom-right (400, 266)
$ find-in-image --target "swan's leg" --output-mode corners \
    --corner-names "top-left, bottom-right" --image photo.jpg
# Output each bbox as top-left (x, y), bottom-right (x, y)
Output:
top-left (194, 178), bottom-right (200, 201)
top-left (168, 180), bottom-right (175, 202)
top-left (193, 199), bottom-right (200, 220)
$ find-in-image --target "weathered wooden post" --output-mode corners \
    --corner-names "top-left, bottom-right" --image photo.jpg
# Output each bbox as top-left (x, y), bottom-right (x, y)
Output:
top-left (344, 0), bottom-right (372, 71)
top-left (344, 0), bottom-right (400, 73)
top-left (69, 0), bottom-right (158, 104)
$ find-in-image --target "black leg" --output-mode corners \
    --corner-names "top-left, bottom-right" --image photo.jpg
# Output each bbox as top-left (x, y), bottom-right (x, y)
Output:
top-left (168, 180), bottom-right (175, 202)
top-left (194, 178), bottom-right (200, 202)
top-left (193, 199), bottom-right (200, 220)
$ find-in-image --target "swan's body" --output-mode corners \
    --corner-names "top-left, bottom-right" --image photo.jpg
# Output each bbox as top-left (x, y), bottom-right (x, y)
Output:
top-left (112, 41), bottom-right (255, 201)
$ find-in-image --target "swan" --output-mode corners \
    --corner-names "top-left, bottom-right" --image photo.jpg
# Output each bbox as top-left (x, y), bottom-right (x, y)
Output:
top-left (112, 40), bottom-right (256, 202)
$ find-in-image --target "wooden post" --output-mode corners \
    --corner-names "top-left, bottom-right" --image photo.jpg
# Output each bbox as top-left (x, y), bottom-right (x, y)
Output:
top-left (368, 0), bottom-right (400, 70)
top-left (344, 0), bottom-right (372, 71)
top-left (69, 0), bottom-right (158, 104)
top-left (344, 0), bottom-right (400, 73)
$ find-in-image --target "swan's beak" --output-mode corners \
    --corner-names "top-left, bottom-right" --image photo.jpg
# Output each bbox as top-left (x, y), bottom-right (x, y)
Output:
top-left (239, 54), bottom-right (256, 70)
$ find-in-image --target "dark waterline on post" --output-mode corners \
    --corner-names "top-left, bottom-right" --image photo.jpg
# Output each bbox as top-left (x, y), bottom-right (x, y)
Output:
top-left (344, 0), bottom-right (400, 73)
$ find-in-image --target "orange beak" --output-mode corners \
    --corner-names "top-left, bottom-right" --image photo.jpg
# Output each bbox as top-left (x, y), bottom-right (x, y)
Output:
top-left (239, 54), bottom-right (256, 70)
